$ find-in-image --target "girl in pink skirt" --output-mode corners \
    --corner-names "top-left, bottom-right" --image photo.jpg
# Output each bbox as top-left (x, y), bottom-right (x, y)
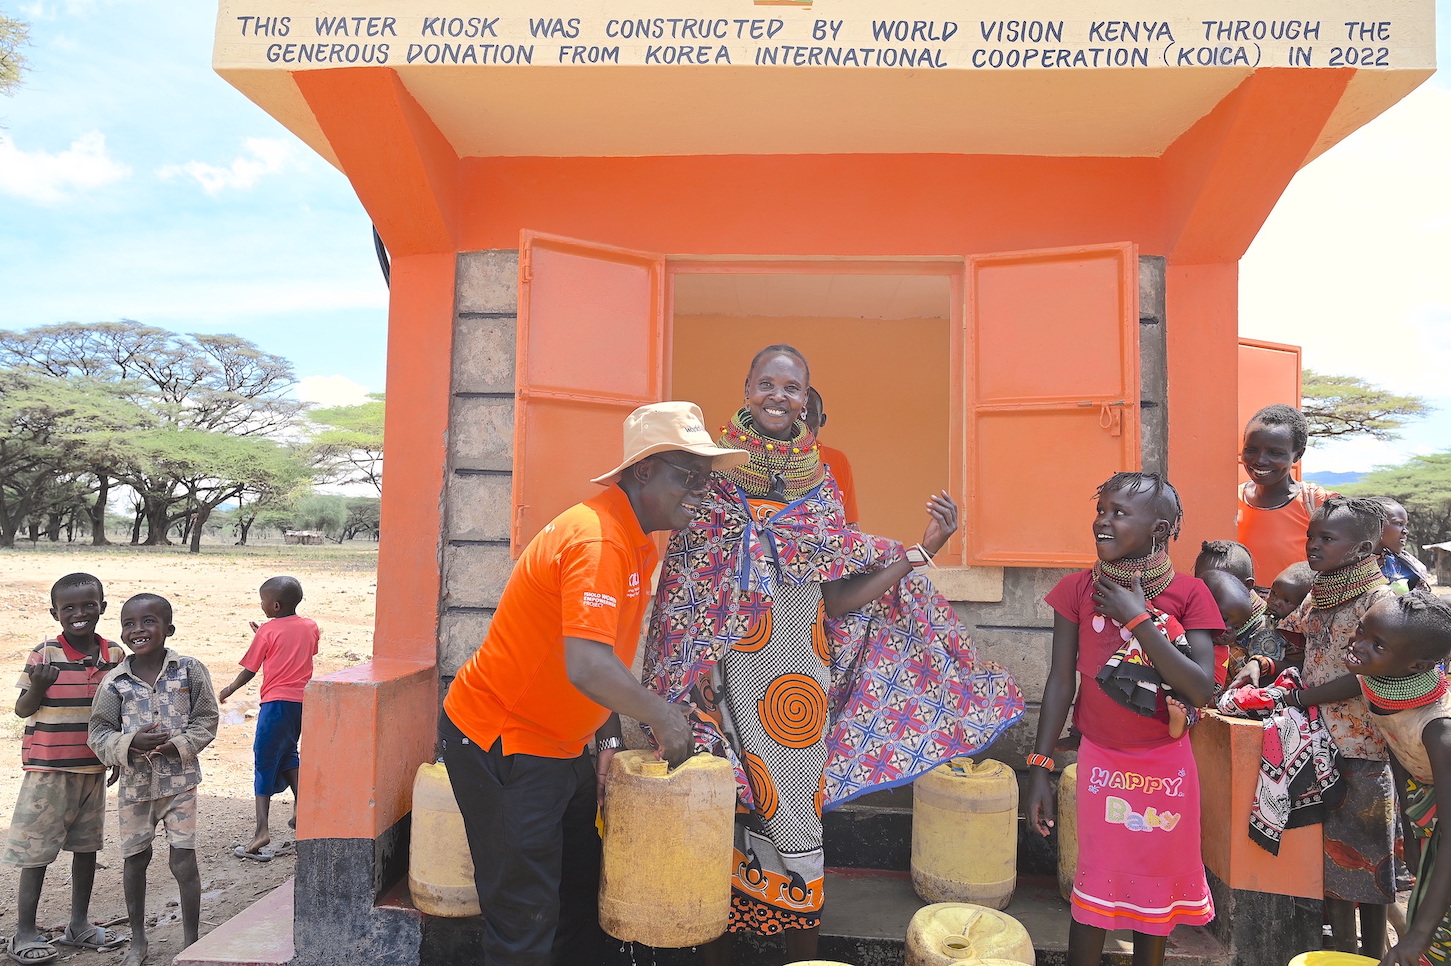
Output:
top-left (1025, 472), bottom-right (1222, 966)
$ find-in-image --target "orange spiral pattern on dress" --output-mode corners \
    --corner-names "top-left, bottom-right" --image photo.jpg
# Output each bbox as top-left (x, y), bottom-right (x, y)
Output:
top-left (811, 600), bottom-right (830, 666)
top-left (758, 674), bottom-right (828, 749)
top-left (744, 751), bottom-right (778, 820)
top-left (733, 610), bottom-right (772, 652)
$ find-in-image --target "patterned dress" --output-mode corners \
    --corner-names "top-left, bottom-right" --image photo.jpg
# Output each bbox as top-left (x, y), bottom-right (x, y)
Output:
top-left (643, 477), bottom-right (1023, 934)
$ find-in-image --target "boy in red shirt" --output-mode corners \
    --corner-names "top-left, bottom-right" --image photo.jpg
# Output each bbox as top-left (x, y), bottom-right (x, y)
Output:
top-left (218, 576), bottom-right (319, 860)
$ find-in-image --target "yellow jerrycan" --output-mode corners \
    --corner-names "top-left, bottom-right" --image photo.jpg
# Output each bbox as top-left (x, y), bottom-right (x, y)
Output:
top-left (911, 757), bottom-right (1018, 909)
top-left (408, 761), bottom-right (480, 917)
top-left (1056, 764), bottom-right (1078, 903)
top-left (599, 750), bottom-right (736, 948)
top-left (1288, 955), bottom-right (1378, 966)
top-left (906, 903), bottom-right (1035, 966)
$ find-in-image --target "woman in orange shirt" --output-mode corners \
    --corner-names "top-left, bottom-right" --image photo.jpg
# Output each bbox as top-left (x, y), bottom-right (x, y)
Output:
top-left (1236, 404), bottom-right (1336, 593)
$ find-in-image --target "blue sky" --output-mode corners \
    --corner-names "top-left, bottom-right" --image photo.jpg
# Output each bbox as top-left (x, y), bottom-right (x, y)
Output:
top-left (1, 1), bottom-right (1447, 472)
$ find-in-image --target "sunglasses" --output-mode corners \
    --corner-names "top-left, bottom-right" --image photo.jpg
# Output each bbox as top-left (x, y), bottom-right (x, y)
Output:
top-left (654, 455), bottom-right (713, 491)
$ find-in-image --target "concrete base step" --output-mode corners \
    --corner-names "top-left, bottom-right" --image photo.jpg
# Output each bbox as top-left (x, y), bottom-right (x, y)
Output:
top-left (173, 878), bottom-right (294, 966)
top-left (405, 870), bottom-right (1230, 966)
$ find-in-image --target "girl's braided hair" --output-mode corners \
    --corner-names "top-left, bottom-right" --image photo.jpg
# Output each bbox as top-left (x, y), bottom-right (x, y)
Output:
top-left (1311, 496), bottom-right (1385, 545)
top-left (1096, 472), bottom-right (1183, 540)
top-left (1197, 540), bottom-right (1254, 583)
top-left (1387, 589), bottom-right (1451, 663)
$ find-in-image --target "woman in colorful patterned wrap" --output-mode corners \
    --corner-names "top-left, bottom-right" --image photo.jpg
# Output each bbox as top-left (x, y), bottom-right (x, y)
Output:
top-left (641, 344), bottom-right (1024, 964)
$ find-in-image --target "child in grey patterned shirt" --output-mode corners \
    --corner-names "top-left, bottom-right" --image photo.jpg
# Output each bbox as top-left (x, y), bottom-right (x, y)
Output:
top-left (89, 594), bottom-right (218, 966)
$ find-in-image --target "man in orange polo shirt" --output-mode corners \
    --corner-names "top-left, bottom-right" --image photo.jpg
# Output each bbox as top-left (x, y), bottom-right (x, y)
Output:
top-left (441, 401), bottom-right (747, 966)
top-left (805, 387), bottom-right (859, 526)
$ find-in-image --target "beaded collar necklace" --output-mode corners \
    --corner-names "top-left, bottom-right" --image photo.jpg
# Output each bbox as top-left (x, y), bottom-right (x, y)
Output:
top-left (1362, 669), bottom-right (1449, 713)
top-left (1235, 595), bottom-right (1268, 639)
top-left (1310, 556), bottom-right (1387, 609)
top-left (1093, 546), bottom-right (1174, 601)
top-left (718, 409), bottom-right (824, 500)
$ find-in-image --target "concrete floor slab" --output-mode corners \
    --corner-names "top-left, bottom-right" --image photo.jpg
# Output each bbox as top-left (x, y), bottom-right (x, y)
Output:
top-left (174, 878), bottom-right (295, 966)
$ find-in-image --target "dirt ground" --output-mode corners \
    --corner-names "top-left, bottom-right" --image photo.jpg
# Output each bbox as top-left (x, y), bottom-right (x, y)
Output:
top-left (0, 541), bottom-right (378, 965)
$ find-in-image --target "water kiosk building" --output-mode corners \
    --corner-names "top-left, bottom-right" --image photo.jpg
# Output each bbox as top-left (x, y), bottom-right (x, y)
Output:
top-left (208, 2), bottom-right (1435, 963)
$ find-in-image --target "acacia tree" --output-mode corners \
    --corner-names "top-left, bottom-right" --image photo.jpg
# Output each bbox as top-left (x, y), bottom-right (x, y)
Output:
top-left (1, 14), bottom-right (25, 96)
top-left (0, 372), bottom-right (151, 547)
top-left (308, 394), bottom-right (384, 493)
top-left (126, 428), bottom-right (310, 553)
top-left (1304, 370), bottom-right (1429, 442)
top-left (0, 323), bottom-right (304, 544)
top-left (1343, 453), bottom-right (1451, 563)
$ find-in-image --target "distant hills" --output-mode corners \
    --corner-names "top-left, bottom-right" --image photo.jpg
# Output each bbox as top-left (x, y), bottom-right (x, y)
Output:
top-left (1304, 472), bottom-right (1364, 488)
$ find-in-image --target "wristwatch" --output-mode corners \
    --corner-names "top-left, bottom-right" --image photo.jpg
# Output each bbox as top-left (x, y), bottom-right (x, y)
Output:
top-left (595, 736), bottom-right (624, 754)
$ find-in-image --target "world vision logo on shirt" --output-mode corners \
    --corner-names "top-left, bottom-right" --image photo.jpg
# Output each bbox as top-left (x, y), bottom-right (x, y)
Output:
top-left (627, 572), bottom-right (642, 599)
top-left (583, 592), bottom-right (617, 608)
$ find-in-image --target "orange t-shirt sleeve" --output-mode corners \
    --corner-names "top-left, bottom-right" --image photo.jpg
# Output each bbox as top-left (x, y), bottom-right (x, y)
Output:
top-left (558, 538), bottom-right (630, 648)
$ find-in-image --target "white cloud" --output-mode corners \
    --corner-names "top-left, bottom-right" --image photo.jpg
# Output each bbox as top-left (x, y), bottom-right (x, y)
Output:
top-left (1241, 85), bottom-right (1451, 399)
top-left (157, 137), bottom-right (296, 196)
top-left (0, 131), bottom-right (131, 203)
top-left (296, 375), bottom-right (375, 407)
top-left (1241, 83), bottom-right (1451, 471)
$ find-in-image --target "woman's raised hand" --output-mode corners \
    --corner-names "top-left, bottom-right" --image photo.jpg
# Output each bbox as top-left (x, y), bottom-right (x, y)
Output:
top-left (921, 490), bottom-right (959, 556)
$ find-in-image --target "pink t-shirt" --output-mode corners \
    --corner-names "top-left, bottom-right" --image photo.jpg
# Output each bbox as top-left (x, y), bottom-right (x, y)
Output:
top-left (240, 615), bottom-right (320, 703)
top-left (1045, 570), bottom-right (1223, 749)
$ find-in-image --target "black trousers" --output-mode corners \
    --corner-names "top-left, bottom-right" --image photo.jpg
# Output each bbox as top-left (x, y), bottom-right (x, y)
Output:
top-left (440, 713), bottom-right (606, 966)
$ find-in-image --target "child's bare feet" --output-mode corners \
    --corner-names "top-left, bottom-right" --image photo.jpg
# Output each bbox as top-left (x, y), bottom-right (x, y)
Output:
top-left (244, 833), bottom-right (271, 855)
top-left (121, 938), bottom-right (148, 966)
top-left (1168, 697), bottom-right (1194, 739)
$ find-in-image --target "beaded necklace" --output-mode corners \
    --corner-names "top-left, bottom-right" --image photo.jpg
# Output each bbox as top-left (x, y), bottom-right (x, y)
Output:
top-left (1362, 669), bottom-right (1449, 713)
top-left (1093, 547), bottom-right (1175, 601)
top-left (718, 409), bottom-right (824, 500)
top-left (1310, 556), bottom-right (1387, 609)
top-left (1235, 595), bottom-right (1268, 639)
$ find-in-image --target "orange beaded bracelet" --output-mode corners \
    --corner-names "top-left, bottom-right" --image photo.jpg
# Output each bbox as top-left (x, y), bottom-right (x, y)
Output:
top-left (1122, 612), bottom-right (1152, 633)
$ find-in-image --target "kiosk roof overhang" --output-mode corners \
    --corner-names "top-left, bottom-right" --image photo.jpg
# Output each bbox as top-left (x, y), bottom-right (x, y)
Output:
top-left (214, 1), bottom-right (1434, 164)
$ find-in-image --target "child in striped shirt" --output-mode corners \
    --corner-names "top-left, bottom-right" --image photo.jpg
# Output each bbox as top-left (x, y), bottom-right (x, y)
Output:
top-left (3, 573), bottom-right (127, 962)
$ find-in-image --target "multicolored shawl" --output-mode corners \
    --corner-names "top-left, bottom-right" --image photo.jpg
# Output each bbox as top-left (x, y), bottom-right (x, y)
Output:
top-left (1215, 668), bottom-right (1346, 854)
top-left (1404, 777), bottom-right (1451, 966)
top-left (642, 474), bottom-right (1024, 809)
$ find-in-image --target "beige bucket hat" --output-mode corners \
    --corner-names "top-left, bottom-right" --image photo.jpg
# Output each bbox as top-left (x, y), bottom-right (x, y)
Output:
top-left (591, 401), bottom-right (749, 485)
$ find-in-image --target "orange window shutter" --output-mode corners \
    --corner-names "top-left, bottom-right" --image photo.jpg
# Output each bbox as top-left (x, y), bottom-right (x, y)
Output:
top-left (1237, 338), bottom-right (1303, 480)
top-left (965, 243), bottom-right (1140, 568)
top-left (513, 231), bottom-right (666, 556)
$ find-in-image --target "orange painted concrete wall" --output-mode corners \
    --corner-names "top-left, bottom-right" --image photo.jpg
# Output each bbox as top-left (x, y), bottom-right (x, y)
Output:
top-left (285, 65), bottom-right (1358, 844)
top-left (673, 315), bottom-right (950, 544)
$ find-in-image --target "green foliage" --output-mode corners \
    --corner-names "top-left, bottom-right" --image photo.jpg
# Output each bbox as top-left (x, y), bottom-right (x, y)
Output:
top-left (1342, 453), bottom-right (1451, 563)
top-left (343, 496), bottom-right (381, 540)
top-left (0, 371), bottom-right (152, 546)
top-left (0, 322), bottom-right (307, 550)
top-left (291, 493), bottom-right (350, 537)
top-left (0, 13), bottom-right (26, 96)
top-left (307, 394), bottom-right (384, 493)
top-left (1303, 369), bottom-right (1430, 442)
